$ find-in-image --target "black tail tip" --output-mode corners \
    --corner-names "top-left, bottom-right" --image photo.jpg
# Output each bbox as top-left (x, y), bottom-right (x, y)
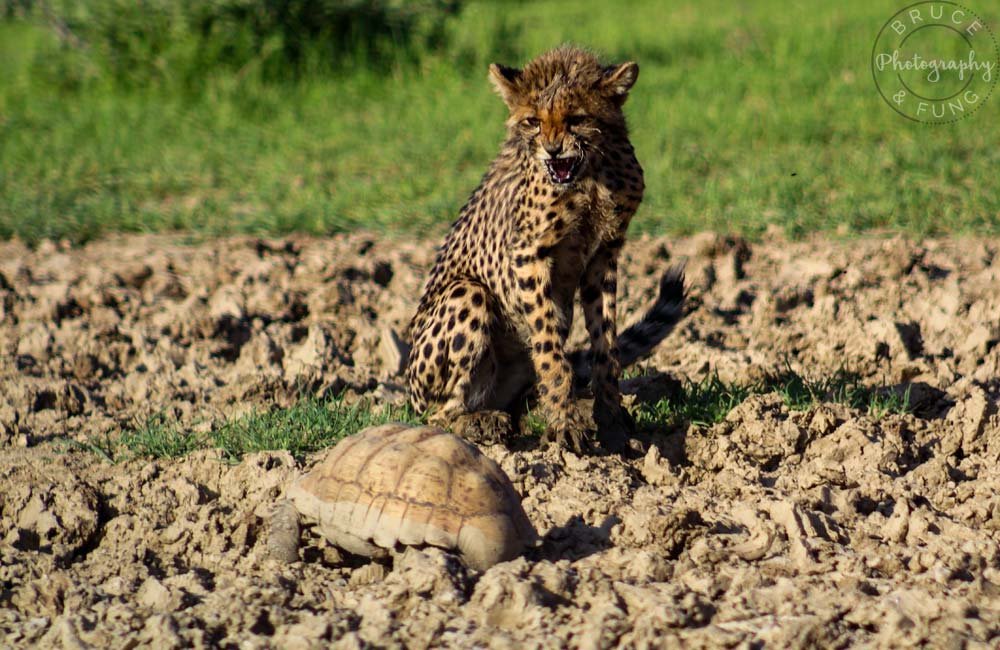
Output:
top-left (658, 264), bottom-right (686, 304)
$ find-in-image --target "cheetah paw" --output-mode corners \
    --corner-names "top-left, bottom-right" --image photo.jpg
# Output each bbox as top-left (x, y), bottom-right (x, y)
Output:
top-left (540, 426), bottom-right (593, 454)
top-left (594, 400), bottom-right (636, 454)
top-left (452, 411), bottom-right (514, 446)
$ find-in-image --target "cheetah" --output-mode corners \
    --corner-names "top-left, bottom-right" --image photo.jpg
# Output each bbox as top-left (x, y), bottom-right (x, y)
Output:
top-left (405, 46), bottom-right (685, 453)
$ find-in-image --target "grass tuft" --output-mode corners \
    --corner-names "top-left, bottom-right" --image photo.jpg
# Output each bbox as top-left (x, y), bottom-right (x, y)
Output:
top-left (866, 384), bottom-right (913, 419)
top-left (636, 374), bottom-right (751, 428)
top-left (210, 398), bottom-right (420, 461)
top-left (119, 413), bottom-right (206, 459)
top-left (521, 408), bottom-right (548, 438)
top-left (113, 397), bottom-right (421, 462)
top-left (637, 368), bottom-right (912, 431)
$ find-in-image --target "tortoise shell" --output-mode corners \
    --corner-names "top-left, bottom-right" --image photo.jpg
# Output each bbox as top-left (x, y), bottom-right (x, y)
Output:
top-left (284, 423), bottom-right (538, 571)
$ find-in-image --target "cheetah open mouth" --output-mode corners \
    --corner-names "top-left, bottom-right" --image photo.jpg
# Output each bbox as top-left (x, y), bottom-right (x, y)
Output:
top-left (544, 156), bottom-right (582, 184)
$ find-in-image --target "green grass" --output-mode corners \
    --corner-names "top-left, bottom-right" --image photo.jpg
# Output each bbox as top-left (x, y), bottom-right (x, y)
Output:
top-left (637, 374), bottom-right (751, 428)
top-left (636, 369), bottom-right (912, 430)
top-left (119, 413), bottom-right (204, 459)
top-left (209, 398), bottom-right (420, 461)
top-left (75, 371), bottom-right (908, 462)
top-left (766, 368), bottom-right (913, 416)
top-left (112, 397), bottom-right (421, 462)
top-left (2, 0), bottom-right (998, 244)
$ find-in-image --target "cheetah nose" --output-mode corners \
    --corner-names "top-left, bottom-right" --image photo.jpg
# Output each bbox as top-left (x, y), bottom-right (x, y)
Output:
top-left (543, 142), bottom-right (563, 157)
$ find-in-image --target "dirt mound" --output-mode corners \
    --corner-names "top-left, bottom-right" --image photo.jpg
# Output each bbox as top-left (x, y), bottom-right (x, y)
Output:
top-left (1, 233), bottom-right (999, 647)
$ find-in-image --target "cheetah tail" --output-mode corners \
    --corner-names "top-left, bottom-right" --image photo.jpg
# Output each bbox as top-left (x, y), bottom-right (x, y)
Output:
top-left (570, 265), bottom-right (686, 387)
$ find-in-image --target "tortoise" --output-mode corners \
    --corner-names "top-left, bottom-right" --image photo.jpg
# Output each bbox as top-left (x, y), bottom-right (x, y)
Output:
top-left (269, 423), bottom-right (538, 571)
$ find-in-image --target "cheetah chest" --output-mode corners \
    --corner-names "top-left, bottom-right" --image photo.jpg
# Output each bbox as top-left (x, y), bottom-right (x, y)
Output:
top-left (547, 187), bottom-right (620, 317)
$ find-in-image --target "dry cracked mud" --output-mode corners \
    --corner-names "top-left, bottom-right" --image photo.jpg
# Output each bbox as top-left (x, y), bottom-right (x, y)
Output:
top-left (1, 232), bottom-right (999, 648)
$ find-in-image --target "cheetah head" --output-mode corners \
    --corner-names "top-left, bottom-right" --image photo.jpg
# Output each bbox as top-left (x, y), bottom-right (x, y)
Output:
top-left (488, 46), bottom-right (638, 187)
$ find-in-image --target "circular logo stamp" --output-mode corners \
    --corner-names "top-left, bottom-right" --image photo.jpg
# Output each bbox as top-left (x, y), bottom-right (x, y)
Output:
top-left (872, 1), bottom-right (998, 123)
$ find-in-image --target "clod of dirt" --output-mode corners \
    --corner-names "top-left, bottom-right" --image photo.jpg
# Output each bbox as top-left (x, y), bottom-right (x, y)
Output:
top-left (0, 454), bottom-right (101, 564)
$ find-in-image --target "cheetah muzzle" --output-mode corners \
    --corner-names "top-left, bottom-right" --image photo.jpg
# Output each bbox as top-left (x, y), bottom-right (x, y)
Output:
top-left (544, 155), bottom-right (583, 185)
top-left (405, 45), bottom-right (686, 454)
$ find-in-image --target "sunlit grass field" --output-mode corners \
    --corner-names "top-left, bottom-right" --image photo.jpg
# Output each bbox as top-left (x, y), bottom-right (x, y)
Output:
top-left (1, 0), bottom-right (998, 244)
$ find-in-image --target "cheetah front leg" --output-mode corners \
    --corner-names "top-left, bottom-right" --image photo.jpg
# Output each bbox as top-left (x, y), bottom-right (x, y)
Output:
top-left (512, 249), bottom-right (591, 453)
top-left (581, 240), bottom-right (635, 452)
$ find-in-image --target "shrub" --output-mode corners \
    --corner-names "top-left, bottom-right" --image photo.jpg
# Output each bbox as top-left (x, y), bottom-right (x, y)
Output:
top-left (6, 0), bottom-right (461, 88)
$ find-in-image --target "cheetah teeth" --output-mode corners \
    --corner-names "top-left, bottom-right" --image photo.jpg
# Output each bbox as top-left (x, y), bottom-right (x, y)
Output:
top-left (545, 156), bottom-right (582, 184)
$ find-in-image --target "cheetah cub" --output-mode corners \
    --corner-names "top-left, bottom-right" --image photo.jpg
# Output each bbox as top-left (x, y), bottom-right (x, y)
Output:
top-left (406, 46), bottom-right (685, 452)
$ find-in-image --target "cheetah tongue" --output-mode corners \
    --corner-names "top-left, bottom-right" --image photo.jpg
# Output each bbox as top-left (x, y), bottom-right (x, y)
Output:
top-left (545, 157), bottom-right (580, 184)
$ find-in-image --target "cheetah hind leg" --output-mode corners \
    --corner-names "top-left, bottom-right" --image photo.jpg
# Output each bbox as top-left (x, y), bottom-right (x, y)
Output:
top-left (409, 280), bottom-right (513, 444)
top-left (425, 336), bottom-right (515, 445)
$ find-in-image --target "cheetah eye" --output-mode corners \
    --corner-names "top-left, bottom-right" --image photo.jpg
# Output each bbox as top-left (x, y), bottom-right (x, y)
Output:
top-left (521, 117), bottom-right (540, 129)
top-left (564, 115), bottom-right (588, 127)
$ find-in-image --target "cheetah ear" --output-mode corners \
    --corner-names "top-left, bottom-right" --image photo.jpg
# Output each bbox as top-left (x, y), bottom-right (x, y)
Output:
top-left (601, 62), bottom-right (639, 104)
top-left (488, 63), bottom-right (523, 108)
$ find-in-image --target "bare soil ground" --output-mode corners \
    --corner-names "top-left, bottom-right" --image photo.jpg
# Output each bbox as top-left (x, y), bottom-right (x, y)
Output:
top-left (1, 232), bottom-right (999, 648)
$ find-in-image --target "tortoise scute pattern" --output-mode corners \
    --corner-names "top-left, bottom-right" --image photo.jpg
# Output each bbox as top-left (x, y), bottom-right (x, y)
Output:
top-left (285, 423), bottom-right (537, 570)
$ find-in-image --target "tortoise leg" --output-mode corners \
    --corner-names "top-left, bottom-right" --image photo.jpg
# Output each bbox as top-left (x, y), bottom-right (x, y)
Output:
top-left (268, 499), bottom-right (301, 564)
top-left (327, 528), bottom-right (390, 561)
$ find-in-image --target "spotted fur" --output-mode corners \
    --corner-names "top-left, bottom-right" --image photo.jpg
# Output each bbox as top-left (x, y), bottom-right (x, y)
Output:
top-left (405, 46), bottom-right (685, 452)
